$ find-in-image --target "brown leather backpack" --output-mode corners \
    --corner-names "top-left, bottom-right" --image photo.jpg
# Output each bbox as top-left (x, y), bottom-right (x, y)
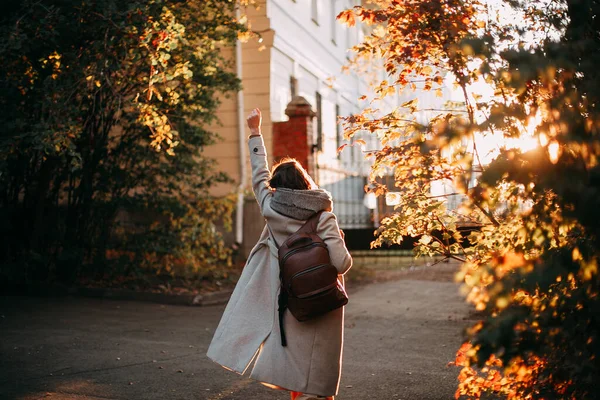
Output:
top-left (268, 211), bottom-right (348, 346)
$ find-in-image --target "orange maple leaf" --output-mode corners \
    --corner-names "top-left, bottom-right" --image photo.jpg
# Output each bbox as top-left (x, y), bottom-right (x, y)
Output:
top-left (336, 10), bottom-right (356, 27)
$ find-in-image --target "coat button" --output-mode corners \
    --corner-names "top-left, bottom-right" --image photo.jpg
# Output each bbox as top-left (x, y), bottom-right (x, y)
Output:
top-left (253, 147), bottom-right (258, 153)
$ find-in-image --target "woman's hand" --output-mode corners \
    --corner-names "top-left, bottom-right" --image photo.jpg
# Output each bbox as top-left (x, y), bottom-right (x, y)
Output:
top-left (247, 108), bottom-right (262, 136)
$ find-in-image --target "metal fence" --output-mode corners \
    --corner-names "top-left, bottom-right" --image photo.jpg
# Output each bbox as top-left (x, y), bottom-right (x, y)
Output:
top-left (315, 164), bottom-right (373, 230)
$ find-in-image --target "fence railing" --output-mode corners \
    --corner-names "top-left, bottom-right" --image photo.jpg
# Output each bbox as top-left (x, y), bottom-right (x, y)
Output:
top-left (316, 164), bottom-right (373, 229)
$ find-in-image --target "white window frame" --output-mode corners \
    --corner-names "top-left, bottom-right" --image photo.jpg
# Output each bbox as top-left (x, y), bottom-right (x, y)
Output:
top-left (331, 0), bottom-right (337, 45)
top-left (312, 0), bottom-right (319, 25)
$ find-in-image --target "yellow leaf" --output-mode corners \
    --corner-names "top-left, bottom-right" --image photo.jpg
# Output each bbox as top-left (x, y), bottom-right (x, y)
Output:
top-left (572, 247), bottom-right (582, 261)
top-left (400, 98), bottom-right (419, 112)
top-left (373, 25), bottom-right (386, 38)
top-left (582, 259), bottom-right (598, 281)
top-left (237, 31), bottom-right (252, 43)
top-left (496, 296), bottom-right (509, 310)
top-left (420, 234), bottom-right (432, 245)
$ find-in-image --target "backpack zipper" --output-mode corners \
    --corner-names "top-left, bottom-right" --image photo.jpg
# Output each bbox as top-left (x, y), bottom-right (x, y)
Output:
top-left (291, 263), bottom-right (329, 278)
top-left (296, 282), bottom-right (338, 299)
top-left (279, 242), bottom-right (327, 267)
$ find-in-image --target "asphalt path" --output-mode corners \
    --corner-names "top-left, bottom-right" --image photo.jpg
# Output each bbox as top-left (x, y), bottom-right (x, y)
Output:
top-left (0, 263), bottom-right (472, 400)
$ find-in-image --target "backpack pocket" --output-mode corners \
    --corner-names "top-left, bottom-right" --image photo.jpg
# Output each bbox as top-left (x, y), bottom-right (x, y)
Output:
top-left (288, 280), bottom-right (348, 321)
top-left (288, 263), bottom-right (338, 297)
top-left (287, 264), bottom-right (348, 322)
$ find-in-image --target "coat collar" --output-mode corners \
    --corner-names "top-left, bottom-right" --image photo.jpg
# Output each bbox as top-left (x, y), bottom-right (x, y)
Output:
top-left (270, 188), bottom-right (333, 220)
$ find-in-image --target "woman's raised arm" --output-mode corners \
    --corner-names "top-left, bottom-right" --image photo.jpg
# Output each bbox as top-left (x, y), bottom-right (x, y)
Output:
top-left (247, 108), bottom-right (271, 213)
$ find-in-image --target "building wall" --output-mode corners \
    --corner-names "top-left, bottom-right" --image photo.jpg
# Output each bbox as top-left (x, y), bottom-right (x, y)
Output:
top-left (266, 0), bottom-right (382, 229)
top-left (208, 1), bottom-right (274, 198)
top-left (268, 0), bottom-right (362, 122)
top-left (209, 1), bottom-right (367, 192)
top-left (209, 0), bottom-right (403, 252)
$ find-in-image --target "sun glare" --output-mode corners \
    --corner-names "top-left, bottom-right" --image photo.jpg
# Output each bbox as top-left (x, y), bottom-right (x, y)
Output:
top-left (472, 110), bottom-right (544, 165)
top-left (526, 112), bottom-right (543, 137)
top-left (455, 0), bottom-right (561, 166)
top-left (548, 141), bottom-right (560, 163)
top-left (451, 68), bottom-right (545, 165)
top-left (459, 66), bottom-right (547, 165)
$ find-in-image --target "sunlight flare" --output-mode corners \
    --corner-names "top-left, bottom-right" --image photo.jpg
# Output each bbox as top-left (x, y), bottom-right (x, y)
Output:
top-left (548, 141), bottom-right (561, 163)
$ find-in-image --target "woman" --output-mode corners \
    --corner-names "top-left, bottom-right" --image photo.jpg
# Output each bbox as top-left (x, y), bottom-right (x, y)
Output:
top-left (207, 108), bottom-right (352, 400)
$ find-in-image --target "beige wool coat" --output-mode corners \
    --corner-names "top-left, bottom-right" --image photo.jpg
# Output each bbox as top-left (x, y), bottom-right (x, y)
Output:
top-left (207, 136), bottom-right (352, 396)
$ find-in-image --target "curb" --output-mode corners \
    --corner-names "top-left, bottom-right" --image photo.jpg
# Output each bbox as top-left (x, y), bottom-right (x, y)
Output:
top-left (3, 284), bottom-right (233, 307)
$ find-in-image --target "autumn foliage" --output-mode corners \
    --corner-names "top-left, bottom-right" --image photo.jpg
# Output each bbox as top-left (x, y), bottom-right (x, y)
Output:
top-left (0, 0), bottom-right (245, 287)
top-left (340, 0), bottom-right (600, 398)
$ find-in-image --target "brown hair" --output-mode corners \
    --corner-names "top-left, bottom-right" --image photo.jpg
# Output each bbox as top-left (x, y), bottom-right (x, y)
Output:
top-left (269, 157), bottom-right (315, 190)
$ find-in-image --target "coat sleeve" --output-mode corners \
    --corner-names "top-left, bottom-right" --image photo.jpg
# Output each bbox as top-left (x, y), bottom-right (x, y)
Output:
top-left (248, 135), bottom-right (271, 213)
top-left (319, 211), bottom-right (352, 275)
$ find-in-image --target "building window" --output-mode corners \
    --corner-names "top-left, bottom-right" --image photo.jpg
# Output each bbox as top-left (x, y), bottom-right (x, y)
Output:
top-left (331, 0), bottom-right (337, 45)
top-left (316, 92), bottom-right (323, 151)
top-left (312, 0), bottom-right (319, 25)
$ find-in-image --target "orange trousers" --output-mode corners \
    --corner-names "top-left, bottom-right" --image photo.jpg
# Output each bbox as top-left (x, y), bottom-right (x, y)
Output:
top-left (290, 392), bottom-right (334, 400)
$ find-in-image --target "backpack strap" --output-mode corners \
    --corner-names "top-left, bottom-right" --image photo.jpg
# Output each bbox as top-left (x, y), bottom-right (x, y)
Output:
top-left (267, 210), bottom-right (324, 248)
top-left (296, 210), bottom-right (324, 235)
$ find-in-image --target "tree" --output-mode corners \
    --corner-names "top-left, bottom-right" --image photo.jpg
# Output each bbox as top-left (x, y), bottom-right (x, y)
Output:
top-left (0, 0), bottom-right (245, 287)
top-left (339, 0), bottom-right (600, 398)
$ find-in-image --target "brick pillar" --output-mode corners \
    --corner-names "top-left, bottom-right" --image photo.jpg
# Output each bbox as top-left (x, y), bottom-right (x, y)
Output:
top-left (272, 96), bottom-right (316, 175)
